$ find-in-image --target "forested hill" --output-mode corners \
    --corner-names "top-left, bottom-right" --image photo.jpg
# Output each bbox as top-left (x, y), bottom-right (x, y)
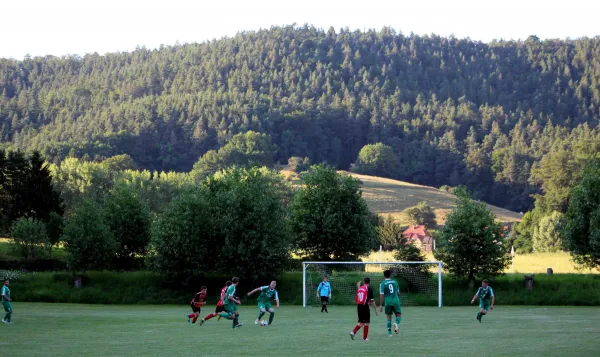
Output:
top-left (1, 25), bottom-right (600, 212)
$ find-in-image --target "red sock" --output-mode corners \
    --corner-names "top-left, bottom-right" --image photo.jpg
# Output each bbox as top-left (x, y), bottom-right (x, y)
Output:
top-left (187, 314), bottom-right (195, 318)
top-left (192, 316), bottom-right (198, 323)
top-left (352, 324), bottom-right (361, 334)
top-left (204, 313), bottom-right (215, 321)
top-left (363, 325), bottom-right (369, 340)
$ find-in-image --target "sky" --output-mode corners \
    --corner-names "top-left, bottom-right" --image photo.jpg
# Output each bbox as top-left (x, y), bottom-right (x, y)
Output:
top-left (2, 0), bottom-right (599, 59)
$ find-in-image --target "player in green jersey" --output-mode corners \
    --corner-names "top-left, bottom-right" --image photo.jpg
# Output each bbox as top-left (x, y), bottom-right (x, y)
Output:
top-left (219, 277), bottom-right (244, 329)
top-left (471, 279), bottom-right (495, 323)
top-left (379, 270), bottom-right (401, 336)
top-left (1, 279), bottom-right (12, 324)
top-left (247, 280), bottom-right (279, 326)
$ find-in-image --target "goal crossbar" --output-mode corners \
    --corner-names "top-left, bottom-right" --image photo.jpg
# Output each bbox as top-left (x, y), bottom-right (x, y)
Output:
top-left (302, 261), bottom-right (443, 308)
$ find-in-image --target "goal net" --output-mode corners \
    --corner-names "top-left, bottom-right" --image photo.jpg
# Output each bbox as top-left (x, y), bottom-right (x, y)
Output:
top-left (302, 261), bottom-right (443, 308)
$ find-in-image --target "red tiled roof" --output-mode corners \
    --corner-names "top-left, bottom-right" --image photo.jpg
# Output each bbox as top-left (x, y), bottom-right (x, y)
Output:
top-left (403, 225), bottom-right (432, 244)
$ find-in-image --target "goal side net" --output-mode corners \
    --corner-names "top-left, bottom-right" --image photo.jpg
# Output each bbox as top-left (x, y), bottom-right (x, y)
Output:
top-left (302, 261), bottom-right (443, 308)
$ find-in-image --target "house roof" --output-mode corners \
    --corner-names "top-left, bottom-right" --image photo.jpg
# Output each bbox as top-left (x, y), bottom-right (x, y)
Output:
top-left (403, 225), bottom-right (432, 244)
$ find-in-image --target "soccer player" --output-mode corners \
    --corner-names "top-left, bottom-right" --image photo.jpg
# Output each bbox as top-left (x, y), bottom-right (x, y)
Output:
top-left (247, 280), bottom-right (279, 326)
top-left (202, 281), bottom-right (232, 323)
top-left (1, 279), bottom-right (12, 324)
top-left (379, 269), bottom-right (401, 336)
top-left (471, 279), bottom-right (495, 323)
top-left (187, 286), bottom-right (207, 325)
top-left (350, 277), bottom-right (378, 341)
top-left (317, 275), bottom-right (331, 313)
top-left (219, 277), bottom-right (244, 329)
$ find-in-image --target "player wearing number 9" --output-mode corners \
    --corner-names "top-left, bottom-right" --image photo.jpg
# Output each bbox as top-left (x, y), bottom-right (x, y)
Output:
top-left (379, 270), bottom-right (402, 337)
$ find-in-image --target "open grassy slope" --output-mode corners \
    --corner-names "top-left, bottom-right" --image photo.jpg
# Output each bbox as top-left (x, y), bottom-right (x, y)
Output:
top-left (283, 169), bottom-right (523, 225)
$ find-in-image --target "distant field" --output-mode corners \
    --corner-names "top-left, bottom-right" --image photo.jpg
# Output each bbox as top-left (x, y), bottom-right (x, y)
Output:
top-left (362, 250), bottom-right (599, 274)
top-left (348, 172), bottom-right (523, 225)
top-left (3, 303), bottom-right (598, 357)
top-left (282, 170), bottom-right (523, 225)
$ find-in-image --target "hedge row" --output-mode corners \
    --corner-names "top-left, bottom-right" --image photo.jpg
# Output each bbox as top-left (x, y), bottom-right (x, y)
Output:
top-left (7, 271), bottom-right (600, 306)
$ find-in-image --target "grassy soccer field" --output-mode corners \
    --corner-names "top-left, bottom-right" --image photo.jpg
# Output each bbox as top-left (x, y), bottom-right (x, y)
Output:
top-left (2, 304), bottom-right (599, 357)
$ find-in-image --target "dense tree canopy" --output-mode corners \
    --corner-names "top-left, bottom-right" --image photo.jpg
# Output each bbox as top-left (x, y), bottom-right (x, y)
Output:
top-left (2, 26), bottom-right (600, 213)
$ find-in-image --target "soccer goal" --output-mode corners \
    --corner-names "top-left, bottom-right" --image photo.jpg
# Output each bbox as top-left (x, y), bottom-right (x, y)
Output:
top-left (302, 261), bottom-right (443, 308)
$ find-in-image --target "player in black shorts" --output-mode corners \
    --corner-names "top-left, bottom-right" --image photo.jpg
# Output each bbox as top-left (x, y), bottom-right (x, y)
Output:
top-left (350, 277), bottom-right (378, 341)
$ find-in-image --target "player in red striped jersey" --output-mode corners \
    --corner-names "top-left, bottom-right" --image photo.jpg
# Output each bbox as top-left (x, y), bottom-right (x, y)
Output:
top-left (201, 281), bottom-right (232, 323)
top-left (187, 286), bottom-right (207, 325)
top-left (350, 277), bottom-right (378, 341)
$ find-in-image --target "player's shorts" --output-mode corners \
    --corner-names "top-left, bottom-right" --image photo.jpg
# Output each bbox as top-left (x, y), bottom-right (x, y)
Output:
top-left (190, 303), bottom-right (200, 313)
top-left (215, 304), bottom-right (225, 313)
top-left (357, 304), bottom-right (370, 323)
top-left (479, 301), bottom-right (491, 311)
top-left (384, 302), bottom-right (401, 316)
top-left (258, 302), bottom-right (273, 311)
top-left (224, 304), bottom-right (238, 314)
top-left (320, 296), bottom-right (329, 303)
top-left (2, 301), bottom-right (11, 312)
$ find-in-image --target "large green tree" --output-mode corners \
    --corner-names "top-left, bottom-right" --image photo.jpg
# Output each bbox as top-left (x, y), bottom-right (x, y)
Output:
top-left (351, 143), bottom-right (398, 178)
top-left (403, 201), bottom-right (437, 228)
top-left (563, 161), bottom-right (600, 269)
top-left (62, 199), bottom-right (116, 273)
top-left (206, 167), bottom-right (291, 280)
top-left (104, 185), bottom-right (151, 269)
top-left (148, 188), bottom-right (216, 280)
top-left (532, 211), bottom-right (564, 253)
top-left (434, 189), bottom-right (512, 285)
top-left (291, 165), bottom-right (376, 261)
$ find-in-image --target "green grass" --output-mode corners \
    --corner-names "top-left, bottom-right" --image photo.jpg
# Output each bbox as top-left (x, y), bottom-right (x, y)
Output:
top-left (2, 304), bottom-right (599, 356)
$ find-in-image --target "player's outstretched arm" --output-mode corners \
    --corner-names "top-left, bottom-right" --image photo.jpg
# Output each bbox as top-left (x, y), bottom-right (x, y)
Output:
top-left (247, 287), bottom-right (262, 296)
top-left (490, 296), bottom-right (495, 310)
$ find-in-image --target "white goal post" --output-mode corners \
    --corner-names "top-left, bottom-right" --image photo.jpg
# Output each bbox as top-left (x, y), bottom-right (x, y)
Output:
top-left (302, 261), bottom-right (443, 308)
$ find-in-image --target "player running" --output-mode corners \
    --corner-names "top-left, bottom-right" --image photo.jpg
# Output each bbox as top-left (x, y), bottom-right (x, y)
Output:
top-left (471, 279), bottom-right (495, 323)
top-left (201, 281), bottom-right (232, 324)
top-left (317, 275), bottom-right (332, 313)
top-left (350, 277), bottom-right (378, 341)
top-left (247, 280), bottom-right (280, 326)
top-left (2, 279), bottom-right (12, 324)
top-left (219, 277), bottom-right (244, 329)
top-left (379, 270), bottom-right (402, 337)
top-left (186, 286), bottom-right (207, 325)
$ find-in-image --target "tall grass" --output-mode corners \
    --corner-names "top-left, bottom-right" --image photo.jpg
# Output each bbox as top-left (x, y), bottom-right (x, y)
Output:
top-left (9, 271), bottom-right (600, 306)
top-left (361, 250), bottom-right (599, 274)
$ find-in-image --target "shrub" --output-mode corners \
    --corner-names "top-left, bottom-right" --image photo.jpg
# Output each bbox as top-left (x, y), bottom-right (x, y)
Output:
top-left (10, 217), bottom-right (50, 259)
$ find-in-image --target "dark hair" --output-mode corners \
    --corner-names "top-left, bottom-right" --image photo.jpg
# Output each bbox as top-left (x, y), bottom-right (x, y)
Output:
top-left (201, 286), bottom-right (207, 290)
top-left (482, 279), bottom-right (489, 284)
top-left (232, 277), bottom-right (239, 284)
top-left (363, 277), bottom-right (370, 284)
top-left (323, 275), bottom-right (328, 279)
top-left (383, 270), bottom-right (392, 278)
top-left (226, 281), bottom-right (232, 286)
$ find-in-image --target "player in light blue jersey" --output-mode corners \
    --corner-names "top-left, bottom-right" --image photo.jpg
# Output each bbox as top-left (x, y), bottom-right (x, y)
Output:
top-left (317, 276), bottom-right (332, 313)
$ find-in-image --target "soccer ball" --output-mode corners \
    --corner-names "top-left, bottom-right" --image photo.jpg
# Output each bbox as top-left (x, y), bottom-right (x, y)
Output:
top-left (260, 320), bottom-right (268, 326)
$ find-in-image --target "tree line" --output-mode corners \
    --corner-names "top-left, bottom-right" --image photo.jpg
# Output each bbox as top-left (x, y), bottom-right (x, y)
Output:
top-left (1, 26), bottom-right (600, 213)
top-left (2, 149), bottom-right (599, 284)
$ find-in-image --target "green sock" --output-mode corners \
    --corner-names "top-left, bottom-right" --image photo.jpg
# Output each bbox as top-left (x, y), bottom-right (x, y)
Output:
top-left (3, 312), bottom-right (9, 321)
top-left (233, 317), bottom-right (238, 328)
top-left (258, 311), bottom-right (265, 320)
top-left (395, 315), bottom-right (401, 325)
top-left (386, 320), bottom-right (392, 332)
top-left (477, 312), bottom-right (481, 320)
top-left (219, 312), bottom-right (233, 320)
top-left (268, 312), bottom-right (274, 325)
